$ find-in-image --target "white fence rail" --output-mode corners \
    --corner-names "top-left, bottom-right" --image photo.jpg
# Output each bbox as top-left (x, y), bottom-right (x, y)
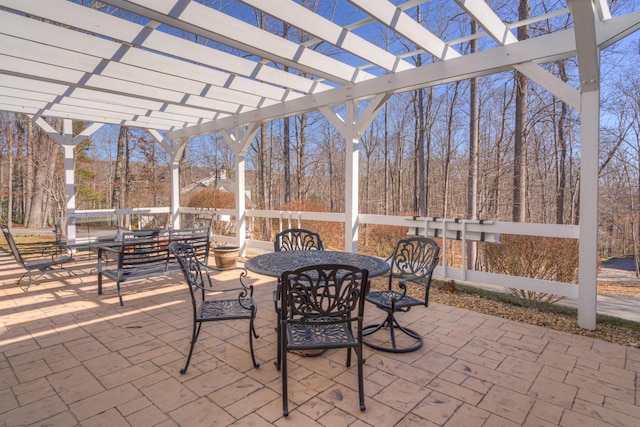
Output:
top-left (64, 207), bottom-right (580, 300)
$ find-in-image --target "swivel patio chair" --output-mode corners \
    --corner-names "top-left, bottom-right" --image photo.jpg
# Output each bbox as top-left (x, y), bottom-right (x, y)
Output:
top-left (169, 242), bottom-right (259, 374)
top-left (362, 236), bottom-right (440, 353)
top-left (279, 264), bottom-right (369, 416)
top-left (1, 224), bottom-right (80, 291)
top-left (273, 228), bottom-right (324, 368)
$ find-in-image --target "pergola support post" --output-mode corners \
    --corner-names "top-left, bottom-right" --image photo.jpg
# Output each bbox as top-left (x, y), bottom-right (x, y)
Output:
top-left (221, 124), bottom-right (260, 256)
top-left (572, 0), bottom-right (600, 329)
top-left (149, 131), bottom-right (187, 230)
top-left (578, 91), bottom-right (599, 330)
top-left (235, 152), bottom-right (247, 252)
top-left (32, 117), bottom-right (103, 243)
top-left (62, 141), bottom-right (76, 242)
top-left (170, 161), bottom-right (181, 229)
top-left (321, 94), bottom-right (390, 252)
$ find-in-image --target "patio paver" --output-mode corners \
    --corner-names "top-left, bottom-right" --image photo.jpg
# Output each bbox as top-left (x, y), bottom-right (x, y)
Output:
top-left (1, 255), bottom-right (640, 426)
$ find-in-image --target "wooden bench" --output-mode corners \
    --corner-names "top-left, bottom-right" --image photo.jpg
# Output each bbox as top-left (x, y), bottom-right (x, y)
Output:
top-left (97, 227), bottom-right (210, 305)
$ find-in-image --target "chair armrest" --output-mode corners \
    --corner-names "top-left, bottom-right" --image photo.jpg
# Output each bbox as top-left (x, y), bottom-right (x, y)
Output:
top-left (51, 245), bottom-right (73, 264)
top-left (187, 258), bottom-right (252, 293)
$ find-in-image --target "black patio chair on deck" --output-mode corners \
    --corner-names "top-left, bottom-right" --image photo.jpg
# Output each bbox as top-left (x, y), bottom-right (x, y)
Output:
top-left (169, 242), bottom-right (259, 374)
top-left (1, 224), bottom-right (80, 291)
top-left (279, 264), bottom-right (369, 416)
top-left (273, 228), bottom-right (324, 368)
top-left (362, 236), bottom-right (440, 353)
top-left (274, 228), bottom-right (325, 252)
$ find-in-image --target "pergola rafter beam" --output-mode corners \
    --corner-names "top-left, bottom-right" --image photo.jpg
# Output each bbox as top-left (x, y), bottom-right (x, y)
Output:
top-left (454, 0), bottom-right (580, 110)
top-left (240, 0), bottom-right (414, 73)
top-left (0, 15), bottom-right (272, 110)
top-left (0, 0), bottom-right (329, 102)
top-left (100, 0), bottom-right (376, 85)
top-left (348, 0), bottom-right (461, 61)
top-left (168, 25), bottom-right (582, 139)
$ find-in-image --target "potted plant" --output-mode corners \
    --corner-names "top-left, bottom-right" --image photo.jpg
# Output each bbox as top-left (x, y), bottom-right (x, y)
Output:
top-left (212, 245), bottom-right (239, 269)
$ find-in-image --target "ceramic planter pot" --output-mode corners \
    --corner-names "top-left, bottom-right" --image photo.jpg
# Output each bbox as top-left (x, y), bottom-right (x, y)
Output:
top-left (213, 246), bottom-right (239, 268)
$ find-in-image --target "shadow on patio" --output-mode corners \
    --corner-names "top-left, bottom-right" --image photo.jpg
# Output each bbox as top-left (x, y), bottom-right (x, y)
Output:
top-left (1, 255), bottom-right (639, 426)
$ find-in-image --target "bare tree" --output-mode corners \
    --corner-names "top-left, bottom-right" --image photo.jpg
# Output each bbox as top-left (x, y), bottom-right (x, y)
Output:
top-left (467, 19), bottom-right (480, 268)
top-left (111, 126), bottom-right (128, 212)
top-left (512, 0), bottom-right (530, 222)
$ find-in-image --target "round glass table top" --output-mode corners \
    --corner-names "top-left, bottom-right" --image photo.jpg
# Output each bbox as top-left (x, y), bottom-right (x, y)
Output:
top-left (245, 250), bottom-right (390, 278)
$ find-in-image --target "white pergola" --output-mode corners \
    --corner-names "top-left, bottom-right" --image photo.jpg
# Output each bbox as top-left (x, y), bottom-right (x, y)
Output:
top-left (1, 0), bottom-right (639, 328)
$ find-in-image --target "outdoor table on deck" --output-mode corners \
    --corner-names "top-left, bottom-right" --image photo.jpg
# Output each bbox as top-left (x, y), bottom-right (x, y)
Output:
top-left (246, 250), bottom-right (390, 358)
top-left (88, 237), bottom-right (168, 277)
top-left (89, 238), bottom-right (164, 259)
top-left (245, 250), bottom-right (390, 279)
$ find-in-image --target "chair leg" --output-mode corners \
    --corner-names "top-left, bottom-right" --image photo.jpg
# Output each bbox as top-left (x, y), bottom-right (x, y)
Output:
top-left (60, 266), bottom-right (84, 283)
top-left (181, 321), bottom-right (202, 374)
top-left (117, 281), bottom-right (124, 306)
top-left (281, 324), bottom-right (289, 417)
top-left (249, 310), bottom-right (260, 368)
top-left (20, 270), bottom-right (47, 291)
top-left (273, 288), bottom-right (282, 370)
top-left (357, 342), bottom-right (365, 411)
top-left (16, 271), bottom-right (31, 290)
top-left (275, 310), bottom-right (282, 370)
top-left (362, 312), bottom-right (423, 353)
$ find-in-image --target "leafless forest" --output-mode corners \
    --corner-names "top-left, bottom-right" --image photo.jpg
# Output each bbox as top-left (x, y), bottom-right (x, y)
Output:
top-left (1, 1), bottom-right (639, 260)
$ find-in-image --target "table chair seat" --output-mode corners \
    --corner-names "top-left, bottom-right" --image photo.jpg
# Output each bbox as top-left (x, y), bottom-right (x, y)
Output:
top-left (286, 316), bottom-right (355, 348)
top-left (365, 290), bottom-right (424, 310)
top-left (198, 297), bottom-right (256, 321)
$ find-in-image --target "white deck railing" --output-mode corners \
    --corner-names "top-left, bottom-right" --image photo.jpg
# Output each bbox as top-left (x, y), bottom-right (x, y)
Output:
top-left (65, 207), bottom-right (581, 301)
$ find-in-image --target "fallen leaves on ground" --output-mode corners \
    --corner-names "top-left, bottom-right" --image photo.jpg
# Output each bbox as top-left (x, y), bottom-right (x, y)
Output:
top-left (369, 278), bottom-right (640, 348)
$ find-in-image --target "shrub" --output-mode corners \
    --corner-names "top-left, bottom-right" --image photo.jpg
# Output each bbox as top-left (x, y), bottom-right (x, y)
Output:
top-left (482, 234), bottom-right (579, 303)
top-left (363, 224), bottom-right (410, 257)
top-left (187, 188), bottom-right (234, 209)
top-left (187, 188), bottom-right (235, 236)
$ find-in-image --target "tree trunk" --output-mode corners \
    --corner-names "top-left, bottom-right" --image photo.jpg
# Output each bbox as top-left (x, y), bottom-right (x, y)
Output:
top-left (555, 61), bottom-right (569, 224)
top-left (413, 90), bottom-right (421, 214)
top-left (442, 82), bottom-right (460, 218)
top-left (112, 126), bottom-right (127, 215)
top-left (383, 103), bottom-right (389, 215)
top-left (467, 19), bottom-right (480, 269)
top-left (416, 86), bottom-right (426, 216)
top-left (296, 113), bottom-right (307, 201)
top-left (283, 116), bottom-right (291, 203)
top-left (512, 0), bottom-right (530, 222)
top-left (7, 114), bottom-right (14, 227)
top-left (26, 119), bottom-right (59, 228)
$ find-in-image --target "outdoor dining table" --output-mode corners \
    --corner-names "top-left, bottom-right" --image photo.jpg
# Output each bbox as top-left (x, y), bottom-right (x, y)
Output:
top-left (245, 250), bottom-right (390, 359)
top-left (89, 237), bottom-right (165, 259)
top-left (244, 250), bottom-right (390, 279)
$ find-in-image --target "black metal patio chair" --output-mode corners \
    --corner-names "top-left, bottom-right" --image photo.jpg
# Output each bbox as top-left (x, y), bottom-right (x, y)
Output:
top-left (279, 264), bottom-right (370, 416)
top-left (362, 236), bottom-right (440, 353)
top-left (273, 228), bottom-right (324, 367)
top-left (169, 242), bottom-right (259, 374)
top-left (1, 224), bottom-right (81, 291)
top-left (274, 228), bottom-right (325, 252)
